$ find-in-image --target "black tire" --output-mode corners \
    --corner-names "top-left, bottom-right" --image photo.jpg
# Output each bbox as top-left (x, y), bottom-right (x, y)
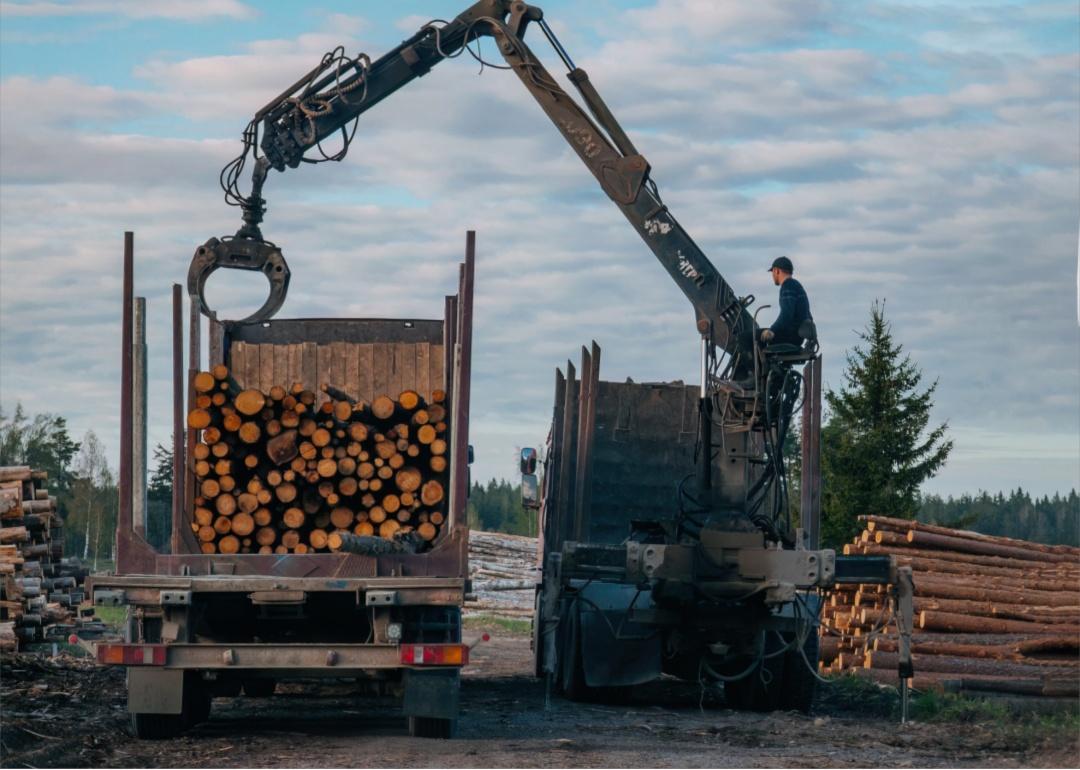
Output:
top-left (186, 680), bottom-right (212, 727)
top-left (532, 590), bottom-right (545, 680)
top-left (407, 716), bottom-right (456, 739)
top-left (724, 633), bottom-right (786, 712)
top-left (130, 711), bottom-right (186, 740)
top-left (209, 678), bottom-right (241, 697)
top-left (559, 606), bottom-right (590, 702)
top-left (242, 678), bottom-right (276, 697)
top-left (779, 630), bottom-right (819, 714)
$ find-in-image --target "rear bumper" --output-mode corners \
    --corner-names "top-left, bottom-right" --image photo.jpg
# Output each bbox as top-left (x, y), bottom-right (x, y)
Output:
top-left (99, 642), bottom-right (468, 671)
top-left (88, 575), bottom-right (466, 605)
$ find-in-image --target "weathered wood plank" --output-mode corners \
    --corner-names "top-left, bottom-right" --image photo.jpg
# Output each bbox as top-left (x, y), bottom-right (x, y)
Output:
top-left (288, 343), bottom-right (302, 391)
top-left (416, 343), bottom-right (431, 402)
top-left (432, 343), bottom-right (445, 396)
top-left (316, 345), bottom-right (331, 404)
top-left (273, 343), bottom-right (288, 391)
top-left (243, 342), bottom-right (260, 391)
top-left (301, 342), bottom-right (317, 394)
top-left (345, 344), bottom-right (360, 404)
top-left (398, 343), bottom-right (416, 397)
top-left (372, 343), bottom-right (390, 399)
top-left (330, 342), bottom-right (347, 395)
top-left (230, 343), bottom-right (247, 389)
top-left (259, 344), bottom-right (275, 394)
top-left (356, 343), bottom-right (374, 404)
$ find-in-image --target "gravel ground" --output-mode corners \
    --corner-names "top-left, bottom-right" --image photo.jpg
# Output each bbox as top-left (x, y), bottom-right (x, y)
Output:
top-left (1, 631), bottom-right (1076, 769)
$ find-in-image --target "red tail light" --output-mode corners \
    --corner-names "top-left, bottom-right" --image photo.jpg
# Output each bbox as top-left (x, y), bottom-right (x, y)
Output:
top-left (97, 643), bottom-right (167, 666)
top-left (399, 643), bottom-right (469, 666)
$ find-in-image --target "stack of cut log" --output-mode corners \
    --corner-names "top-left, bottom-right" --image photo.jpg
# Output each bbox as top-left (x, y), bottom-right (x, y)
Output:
top-left (464, 531), bottom-right (539, 617)
top-left (0, 466), bottom-right (88, 653)
top-left (187, 366), bottom-right (450, 554)
top-left (820, 515), bottom-right (1080, 700)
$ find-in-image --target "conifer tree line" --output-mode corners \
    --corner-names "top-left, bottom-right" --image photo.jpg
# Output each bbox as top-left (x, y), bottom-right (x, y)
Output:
top-left (0, 300), bottom-right (1075, 548)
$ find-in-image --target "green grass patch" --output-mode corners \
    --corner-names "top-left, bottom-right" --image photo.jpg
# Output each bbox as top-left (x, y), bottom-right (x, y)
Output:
top-left (819, 673), bottom-right (1079, 751)
top-left (817, 673), bottom-right (899, 718)
top-left (911, 690), bottom-right (1010, 722)
top-left (92, 605), bottom-right (128, 630)
top-left (462, 613), bottom-right (532, 636)
top-left (912, 692), bottom-right (1080, 752)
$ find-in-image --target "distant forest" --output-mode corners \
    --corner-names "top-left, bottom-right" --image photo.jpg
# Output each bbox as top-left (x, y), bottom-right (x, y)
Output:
top-left (916, 488), bottom-right (1078, 547)
top-left (2, 402), bottom-right (1074, 549)
top-left (468, 477), bottom-right (1079, 547)
top-left (467, 479), bottom-right (536, 537)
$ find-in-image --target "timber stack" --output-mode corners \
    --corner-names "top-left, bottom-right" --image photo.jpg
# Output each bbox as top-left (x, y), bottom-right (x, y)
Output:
top-left (465, 530), bottom-right (539, 617)
top-left (187, 366), bottom-right (450, 554)
top-left (0, 466), bottom-right (89, 653)
top-left (820, 515), bottom-right (1080, 701)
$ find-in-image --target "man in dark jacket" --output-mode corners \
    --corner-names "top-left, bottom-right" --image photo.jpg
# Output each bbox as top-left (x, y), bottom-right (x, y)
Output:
top-left (759, 256), bottom-right (812, 347)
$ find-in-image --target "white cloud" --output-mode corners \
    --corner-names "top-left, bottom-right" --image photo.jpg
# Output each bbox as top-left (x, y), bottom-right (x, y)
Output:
top-left (624, 0), bottom-right (830, 44)
top-left (0, 0), bottom-right (256, 19)
top-left (1, 1), bottom-right (1077, 496)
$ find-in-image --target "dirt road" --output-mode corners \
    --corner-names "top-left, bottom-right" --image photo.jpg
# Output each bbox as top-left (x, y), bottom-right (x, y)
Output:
top-left (2, 629), bottom-right (1076, 768)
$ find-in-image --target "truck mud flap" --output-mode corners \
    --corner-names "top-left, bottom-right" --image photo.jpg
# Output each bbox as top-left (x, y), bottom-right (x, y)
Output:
top-left (402, 669), bottom-right (459, 720)
top-left (128, 668), bottom-right (185, 714)
top-left (575, 583), bottom-right (661, 688)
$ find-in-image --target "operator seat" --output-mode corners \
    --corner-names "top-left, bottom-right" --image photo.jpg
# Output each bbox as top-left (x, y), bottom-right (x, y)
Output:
top-left (763, 319), bottom-right (818, 365)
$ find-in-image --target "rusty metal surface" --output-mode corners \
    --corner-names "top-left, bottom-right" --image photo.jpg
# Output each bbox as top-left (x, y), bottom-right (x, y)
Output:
top-left (449, 233), bottom-right (474, 532)
top-left (538, 367), bottom-right (566, 564)
top-left (183, 295), bottom-right (201, 555)
top-left (555, 360), bottom-right (577, 550)
top-left (119, 232), bottom-right (133, 538)
top-left (151, 642), bottom-right (404, 670)
top-left (171, 285), bottom-right (184, 555)
top-left (115, 528), bottom-right (158, 576)
top-left (90, 573), bottom-right (464, 594)
top-left (225, 318), bottom-right (443, 346)
top-left (800, 356), bottom-right (823, 549)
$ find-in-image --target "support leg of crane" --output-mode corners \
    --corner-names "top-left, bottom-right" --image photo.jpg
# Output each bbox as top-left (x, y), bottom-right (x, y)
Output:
top-left (894, 565), bottom-right (915, 724)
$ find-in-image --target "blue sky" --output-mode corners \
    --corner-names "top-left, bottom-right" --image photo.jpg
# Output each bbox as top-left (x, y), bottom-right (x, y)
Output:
top-left (1, 0), bottom-right (1078, 498)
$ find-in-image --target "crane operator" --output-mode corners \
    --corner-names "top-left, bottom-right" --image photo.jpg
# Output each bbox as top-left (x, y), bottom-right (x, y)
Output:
top-left (759, 256), bottom-right (813, 347)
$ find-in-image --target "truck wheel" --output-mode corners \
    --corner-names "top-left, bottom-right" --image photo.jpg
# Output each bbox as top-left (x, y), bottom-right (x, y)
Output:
top-left (724, 633), bottom-right (786, 712)
top-left (130, 712), bottom-right (186, 740)
top-left (186, 679), bottom-right (212, 726)
top-left (779, 630), bottom-right (819, 714)
top-left (532, 590), bottom-right (545, 680)
top-left (407, 716), bottom-right (456, 739)
top-left (243, 678), bottom-right (276, 697)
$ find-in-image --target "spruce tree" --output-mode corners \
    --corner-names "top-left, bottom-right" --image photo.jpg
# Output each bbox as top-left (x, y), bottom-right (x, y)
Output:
top-left (820, 301), bottom-right (953, 546)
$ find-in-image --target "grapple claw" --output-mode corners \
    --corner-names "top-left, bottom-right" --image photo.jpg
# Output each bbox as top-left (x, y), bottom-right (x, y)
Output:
top-left (187, 234), bottom-right (290, 323)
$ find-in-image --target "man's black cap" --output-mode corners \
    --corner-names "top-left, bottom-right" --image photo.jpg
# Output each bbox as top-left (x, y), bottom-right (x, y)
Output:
top-left (768, 256), bottom-right (794, 273)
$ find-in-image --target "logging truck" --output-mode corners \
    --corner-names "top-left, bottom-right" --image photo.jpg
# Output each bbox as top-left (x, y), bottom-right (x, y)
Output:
top-left (89, 242), bottom-right (477, 739)
top-left (93, 0), bottom-right (918, 734)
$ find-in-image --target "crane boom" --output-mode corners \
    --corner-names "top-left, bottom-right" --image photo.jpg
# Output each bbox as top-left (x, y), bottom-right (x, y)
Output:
top-left (205, 0), bottom-right (757, 373)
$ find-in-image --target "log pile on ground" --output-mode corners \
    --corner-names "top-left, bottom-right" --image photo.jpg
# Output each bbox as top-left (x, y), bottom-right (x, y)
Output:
top-left (0, 466), bottom-right (89, 653)
top-left (821, 514), bottom-right (1080, 701)
top-left (465, 531), bottom-right (539, 617)
top-left (187, 366), bottom-right (450, 554)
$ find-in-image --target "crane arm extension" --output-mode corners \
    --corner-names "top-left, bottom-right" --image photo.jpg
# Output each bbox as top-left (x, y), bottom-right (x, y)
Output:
top-left (258, 0), bottom-right (513, 172)
top-left (252, 1), bottom-right (756, 365)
